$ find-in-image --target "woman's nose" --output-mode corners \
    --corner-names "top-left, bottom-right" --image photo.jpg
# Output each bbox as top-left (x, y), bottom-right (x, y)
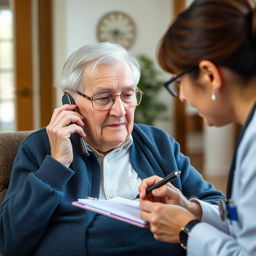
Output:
top-left (179, 87), bottom-right (186, 102)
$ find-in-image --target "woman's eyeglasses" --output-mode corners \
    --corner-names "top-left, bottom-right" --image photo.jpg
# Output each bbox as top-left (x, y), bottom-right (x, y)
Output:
top-left (163, 67), bottom-right (198, 97)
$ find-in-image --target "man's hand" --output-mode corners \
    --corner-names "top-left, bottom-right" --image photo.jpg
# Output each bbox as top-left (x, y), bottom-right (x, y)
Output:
top-left (46, 104), bottom-right (86, 167)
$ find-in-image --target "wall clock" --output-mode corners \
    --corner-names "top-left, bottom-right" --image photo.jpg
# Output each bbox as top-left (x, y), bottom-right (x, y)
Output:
top-left (96, 11), bottom-right (136, 49)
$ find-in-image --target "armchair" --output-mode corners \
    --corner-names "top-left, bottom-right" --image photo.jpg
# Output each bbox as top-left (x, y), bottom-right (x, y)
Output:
top-left (0, 131), bottom-right (31, 204)
top-left (0, 131), bottom-right (32, 255)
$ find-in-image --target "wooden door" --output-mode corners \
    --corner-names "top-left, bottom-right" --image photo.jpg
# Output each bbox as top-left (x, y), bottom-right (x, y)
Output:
top-left (13, 0), bottom-right (54, 130)
top-left (13, 0), bottom-right (33, 130)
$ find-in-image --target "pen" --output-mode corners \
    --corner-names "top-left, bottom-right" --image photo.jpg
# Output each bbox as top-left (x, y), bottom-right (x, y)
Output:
top-left (135, 170), bottom-right (181, 199)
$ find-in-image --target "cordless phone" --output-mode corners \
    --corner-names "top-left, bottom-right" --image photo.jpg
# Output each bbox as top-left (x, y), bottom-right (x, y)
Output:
top-left (62, 92), bottom-right (89, 156)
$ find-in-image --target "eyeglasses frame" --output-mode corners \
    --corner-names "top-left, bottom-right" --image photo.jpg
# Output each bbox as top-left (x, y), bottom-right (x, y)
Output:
top-left (76, 87), bottom-right (144, 111)
top-left (163, 66), bottom-right (198, 97)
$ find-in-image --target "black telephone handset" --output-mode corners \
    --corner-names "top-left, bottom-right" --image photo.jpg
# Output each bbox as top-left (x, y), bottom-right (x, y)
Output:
top-left (62, 92), bottom-right (89, 156)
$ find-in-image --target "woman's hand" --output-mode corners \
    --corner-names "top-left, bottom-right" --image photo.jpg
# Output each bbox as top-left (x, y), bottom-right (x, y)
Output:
top-left (138, 175), bottom-right (202, 219)
top-left (140, 200), bottom-right (196, 243)
top-left (46, 104), bottom-right (86, 167)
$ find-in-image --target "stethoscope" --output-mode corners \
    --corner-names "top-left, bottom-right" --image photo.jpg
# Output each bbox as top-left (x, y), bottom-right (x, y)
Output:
top-left (218, 103), bottom-right (256, 222)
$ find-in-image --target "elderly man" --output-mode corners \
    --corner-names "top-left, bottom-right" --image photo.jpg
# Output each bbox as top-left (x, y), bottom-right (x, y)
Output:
top-left (0, 43), bottom-right (223, 256)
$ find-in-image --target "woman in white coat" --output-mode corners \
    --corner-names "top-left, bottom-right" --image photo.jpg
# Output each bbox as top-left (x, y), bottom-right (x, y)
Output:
top-left (139, 0), bottom-right (256, 255)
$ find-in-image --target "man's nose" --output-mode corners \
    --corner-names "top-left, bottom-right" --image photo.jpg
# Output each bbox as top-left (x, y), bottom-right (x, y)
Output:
top-left (109, 96), bottom-right (126, 117)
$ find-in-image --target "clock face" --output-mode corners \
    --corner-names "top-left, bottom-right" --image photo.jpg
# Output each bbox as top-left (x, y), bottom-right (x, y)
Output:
top-left (97, 11), bottom-right (136, 49)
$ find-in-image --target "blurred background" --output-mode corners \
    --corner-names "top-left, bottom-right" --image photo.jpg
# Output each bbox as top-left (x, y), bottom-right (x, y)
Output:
top-left (1, 0), bottom-right (247, 193)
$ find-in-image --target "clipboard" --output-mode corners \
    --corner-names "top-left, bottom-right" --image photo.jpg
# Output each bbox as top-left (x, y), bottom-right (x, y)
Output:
top-left (72, 196), bottom-right (148, 228)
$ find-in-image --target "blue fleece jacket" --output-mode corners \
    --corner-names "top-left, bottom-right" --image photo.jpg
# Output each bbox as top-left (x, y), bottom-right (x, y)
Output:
top-left (0, 124), bottom-right (223, 256)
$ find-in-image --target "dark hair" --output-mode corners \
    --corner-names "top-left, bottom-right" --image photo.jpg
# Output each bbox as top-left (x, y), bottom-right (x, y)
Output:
top-left (158, 0), bottom-right (256, 79)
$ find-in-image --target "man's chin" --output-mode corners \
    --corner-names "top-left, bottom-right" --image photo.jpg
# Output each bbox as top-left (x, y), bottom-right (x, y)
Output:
top-left (100, 140), bottom-right (127, 154)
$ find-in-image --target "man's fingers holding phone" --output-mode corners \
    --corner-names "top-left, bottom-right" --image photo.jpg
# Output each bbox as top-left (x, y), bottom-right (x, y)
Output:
top-left (51, 105), bottom-right (86, 133)
top-left (47, 104), bottom-right (87, 166)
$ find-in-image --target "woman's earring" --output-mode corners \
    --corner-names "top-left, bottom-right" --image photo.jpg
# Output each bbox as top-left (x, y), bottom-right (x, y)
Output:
top-left (211, 89), bottom-right (217, 101)
top-left (211, 93), bottom-right (217, 101)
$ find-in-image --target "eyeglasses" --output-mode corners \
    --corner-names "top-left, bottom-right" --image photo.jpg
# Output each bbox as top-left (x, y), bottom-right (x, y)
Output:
top-left (163, 67), bottom-right (198, 97)
top-left (76, 88), bottom-right (144, 111)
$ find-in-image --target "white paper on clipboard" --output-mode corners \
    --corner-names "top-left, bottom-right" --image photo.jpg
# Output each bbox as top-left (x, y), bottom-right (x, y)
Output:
top-left (72, 196), bottom-right (148, 228)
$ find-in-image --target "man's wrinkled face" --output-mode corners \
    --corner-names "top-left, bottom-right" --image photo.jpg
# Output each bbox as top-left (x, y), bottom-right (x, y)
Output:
top-left (74, 61), bottom-right (136, 153)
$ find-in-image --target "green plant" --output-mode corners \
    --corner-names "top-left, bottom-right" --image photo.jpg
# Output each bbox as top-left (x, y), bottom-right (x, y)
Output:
top-left (135, 55), bottom-right (168, 125)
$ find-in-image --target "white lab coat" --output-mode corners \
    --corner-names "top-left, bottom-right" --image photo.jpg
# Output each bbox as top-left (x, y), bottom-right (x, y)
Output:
top-left (188, 109), bottom-right (256, 256)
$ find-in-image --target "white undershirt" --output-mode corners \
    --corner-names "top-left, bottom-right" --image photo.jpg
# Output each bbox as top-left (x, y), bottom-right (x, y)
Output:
top-left (87, 137), bottom-right (141, 200)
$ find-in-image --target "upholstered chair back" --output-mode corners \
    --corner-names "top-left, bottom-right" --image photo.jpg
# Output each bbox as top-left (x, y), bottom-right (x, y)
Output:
top-left (0, 131), bottom-right (31, 204)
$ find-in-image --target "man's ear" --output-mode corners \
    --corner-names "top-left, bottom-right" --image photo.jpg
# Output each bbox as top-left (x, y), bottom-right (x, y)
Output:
top-left (63, 89), bottom-right (71, 94)
top-left (198, 60), bottom-right (222, 90)
top-left (63, 89), bottom-right (75, 98)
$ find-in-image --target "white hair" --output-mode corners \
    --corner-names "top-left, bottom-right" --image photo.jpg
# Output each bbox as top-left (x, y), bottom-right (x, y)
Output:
top-left (60, 42), bottom-right (141, 90)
